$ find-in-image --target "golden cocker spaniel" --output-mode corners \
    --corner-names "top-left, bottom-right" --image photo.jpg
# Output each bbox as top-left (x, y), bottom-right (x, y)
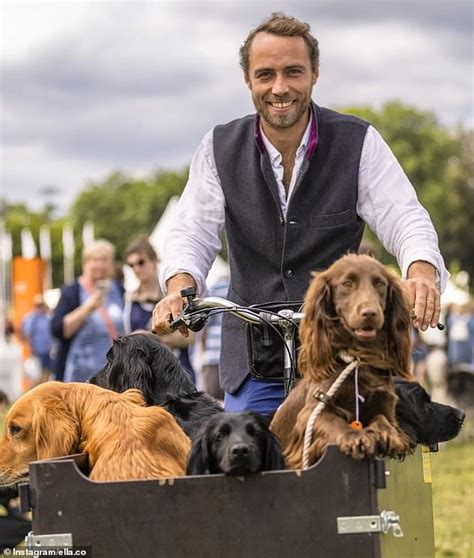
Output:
top-left (0, 381), bottom-right (191, 484)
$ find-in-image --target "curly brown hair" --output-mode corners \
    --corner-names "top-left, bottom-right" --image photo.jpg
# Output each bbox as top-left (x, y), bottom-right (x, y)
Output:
top-left (239, 12), bottom-right (320, 76)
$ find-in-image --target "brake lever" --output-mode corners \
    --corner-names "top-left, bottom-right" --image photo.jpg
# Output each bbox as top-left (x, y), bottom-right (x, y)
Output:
top-left (170, 309), bottom-right (208, 332)
top-left (170, 313), bottom-right (186, 331)
top-left (186, 313), bottom-right (209, 332)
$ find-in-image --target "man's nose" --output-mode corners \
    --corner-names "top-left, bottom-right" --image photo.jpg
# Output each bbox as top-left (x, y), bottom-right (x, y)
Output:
top-left (272, 74), bottom-right (290, 97)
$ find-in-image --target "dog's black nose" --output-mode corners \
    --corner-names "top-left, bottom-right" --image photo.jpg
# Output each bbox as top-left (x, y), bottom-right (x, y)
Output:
top-left (230, 443), bottom-right (249, 458)
top-left (455, 408), bottom-right (466, 424)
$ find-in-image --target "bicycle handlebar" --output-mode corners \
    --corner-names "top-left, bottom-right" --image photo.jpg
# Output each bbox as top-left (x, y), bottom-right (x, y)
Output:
top-left (171, 294), bottom-right (304, 332)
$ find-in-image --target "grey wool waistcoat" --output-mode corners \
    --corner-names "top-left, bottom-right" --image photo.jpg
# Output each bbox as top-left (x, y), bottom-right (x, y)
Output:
top-left (213, 103), bottom-right (369, 393)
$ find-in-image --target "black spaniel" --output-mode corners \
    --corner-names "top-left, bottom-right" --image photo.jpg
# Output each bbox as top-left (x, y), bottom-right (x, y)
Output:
top-left (89, 333), bottom-right (222, 440)
top-left (394, 379), bottom-right (465, 446)
top-left (186, 412), bottom-right (286, 475)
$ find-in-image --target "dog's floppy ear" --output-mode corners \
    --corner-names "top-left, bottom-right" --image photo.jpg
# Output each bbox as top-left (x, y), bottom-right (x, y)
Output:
top-left (33, 391), bottom-right (80, 460)
top-left (250, 413), bottom-right (286, 471)
top-left (263, 431), bottom-right (286, 471)
top-left (299, 270), bottom-right (335, 380)
top-left (386, 274), bottom-right (413, 379)
top-left (111, 336), bottom-right (156, 404)
top-left (186, 430), bottom-right (211, 475)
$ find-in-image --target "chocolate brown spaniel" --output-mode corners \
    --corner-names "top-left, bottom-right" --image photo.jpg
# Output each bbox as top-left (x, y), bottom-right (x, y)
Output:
top-left (271, 254), bottom-right (414, 468)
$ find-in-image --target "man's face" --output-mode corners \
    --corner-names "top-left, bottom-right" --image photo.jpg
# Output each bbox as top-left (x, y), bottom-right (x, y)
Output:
top-left (245, 32), bottom-right (318, 130)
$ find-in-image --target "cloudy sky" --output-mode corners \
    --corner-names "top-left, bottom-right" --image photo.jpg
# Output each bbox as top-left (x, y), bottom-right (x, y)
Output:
top-left (1, 0), bottom-right (473, 213)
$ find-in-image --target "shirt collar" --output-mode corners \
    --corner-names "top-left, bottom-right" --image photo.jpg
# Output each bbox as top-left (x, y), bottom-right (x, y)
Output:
top-left (254, 103), bottom-right (318, 161)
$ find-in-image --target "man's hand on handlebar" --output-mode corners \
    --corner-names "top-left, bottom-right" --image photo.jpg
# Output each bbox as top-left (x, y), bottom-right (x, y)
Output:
top-left (151, 292), bottom-right (189, 337)
top-left (151, 273), bottom-right (196, 337)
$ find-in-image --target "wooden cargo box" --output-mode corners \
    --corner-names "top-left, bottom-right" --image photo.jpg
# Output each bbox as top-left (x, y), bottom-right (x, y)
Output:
top-left (20, 445), bottom-right (435, 558)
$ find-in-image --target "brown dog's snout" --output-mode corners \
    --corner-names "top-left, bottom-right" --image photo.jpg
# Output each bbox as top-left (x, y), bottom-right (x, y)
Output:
top-left (359, 306), bottom-right (378, 320)
top-left (356, 301), bottom-right (383, 325)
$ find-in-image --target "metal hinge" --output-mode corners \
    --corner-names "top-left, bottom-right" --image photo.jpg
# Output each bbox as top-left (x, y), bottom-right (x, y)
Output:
top-left (337, 510), bottom-right (404, 537)
top-left (26, 532), bottom-right (73, 548)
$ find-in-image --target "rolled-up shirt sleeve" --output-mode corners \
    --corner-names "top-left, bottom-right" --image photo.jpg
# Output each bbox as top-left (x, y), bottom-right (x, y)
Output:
top-left (357, 126), bottom-right (450, 292)
top-left (159, 130), bottom-right (225, 296)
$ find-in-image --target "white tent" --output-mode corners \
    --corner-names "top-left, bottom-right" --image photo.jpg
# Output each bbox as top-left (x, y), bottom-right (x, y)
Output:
top-left (124, 196), bottom-right (229, 292)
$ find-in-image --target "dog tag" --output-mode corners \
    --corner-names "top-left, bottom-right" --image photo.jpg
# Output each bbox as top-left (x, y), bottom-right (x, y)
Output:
top-left (350, 421), bottom-right (363, 430)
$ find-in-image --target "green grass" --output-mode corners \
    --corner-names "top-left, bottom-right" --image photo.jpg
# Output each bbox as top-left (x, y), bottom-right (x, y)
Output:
top-left (432, 437), bottom-right (474, 558)
top-left (0, 411), bottom-right (473, 557)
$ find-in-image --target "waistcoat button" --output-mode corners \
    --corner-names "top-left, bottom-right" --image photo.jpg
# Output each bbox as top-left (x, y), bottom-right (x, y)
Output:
top-left (285, 270), bottom-right (293, 278)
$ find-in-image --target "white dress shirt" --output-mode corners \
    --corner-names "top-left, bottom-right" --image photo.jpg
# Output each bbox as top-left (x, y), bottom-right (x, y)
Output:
top-left (160, 117), bottom-right (449, 295)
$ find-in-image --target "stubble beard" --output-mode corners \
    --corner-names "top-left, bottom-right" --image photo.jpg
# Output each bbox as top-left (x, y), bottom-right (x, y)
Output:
top-left (253, 93), bottom-right (311, 129)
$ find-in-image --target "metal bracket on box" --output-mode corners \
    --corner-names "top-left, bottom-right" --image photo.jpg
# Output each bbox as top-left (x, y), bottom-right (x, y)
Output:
top-left (337, 510), bottom-right (403, 537)
top-left (26, 532), bottom-right (73, 548)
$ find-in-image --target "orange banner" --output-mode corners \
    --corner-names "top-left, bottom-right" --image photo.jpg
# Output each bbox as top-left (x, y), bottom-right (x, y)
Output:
top-left (12, 257), bottom-right (46, 351)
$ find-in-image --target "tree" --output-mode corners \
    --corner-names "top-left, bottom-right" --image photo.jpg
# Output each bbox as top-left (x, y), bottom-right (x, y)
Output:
top-left (69, 168), bottom-right (189, 265)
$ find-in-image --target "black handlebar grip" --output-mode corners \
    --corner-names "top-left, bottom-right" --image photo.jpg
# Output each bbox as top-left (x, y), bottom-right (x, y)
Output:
top-left (181, 286), bottom-right (196, 298)
top-left (181, 287), bottom-right (197, 310)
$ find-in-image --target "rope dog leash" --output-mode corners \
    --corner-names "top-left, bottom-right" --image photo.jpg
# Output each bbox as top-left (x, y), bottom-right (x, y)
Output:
top-left (302, 352), bottom-right (359, 470)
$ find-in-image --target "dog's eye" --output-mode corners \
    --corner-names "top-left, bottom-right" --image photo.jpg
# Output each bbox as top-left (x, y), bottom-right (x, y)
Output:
top-left (9, 424), bottom-right (22, 436)
top-left (246, 423), bottom-right (256, 436)
top-left (215, 431), bottom-right (228, 442)
top-left (374, 279), bottom-right (387, 289)
top-left (342, 280), bottom-right (353, 288)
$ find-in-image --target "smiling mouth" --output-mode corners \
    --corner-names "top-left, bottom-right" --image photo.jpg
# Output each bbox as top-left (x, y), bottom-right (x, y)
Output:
top-left (268, 101), bottom-right (294, 109)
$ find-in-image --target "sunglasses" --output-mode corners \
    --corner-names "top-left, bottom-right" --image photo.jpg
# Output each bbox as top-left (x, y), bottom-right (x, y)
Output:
top-left (127, 259), bottom-right (147, 269)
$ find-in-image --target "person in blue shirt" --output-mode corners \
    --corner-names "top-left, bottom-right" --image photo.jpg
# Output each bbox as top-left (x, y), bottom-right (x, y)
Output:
top-left (51, 239), bottom-right (124, 382)
top-left (21, 294), bottom-right (53, 384)
top-left (200, 276), bottom-right (229, 400)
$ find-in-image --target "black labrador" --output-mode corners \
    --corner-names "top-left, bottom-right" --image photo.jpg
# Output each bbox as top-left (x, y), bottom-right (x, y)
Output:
top-left (89, 333), bottom-right (223, 440)
top-left (187, 412), bottom-right (286, 475)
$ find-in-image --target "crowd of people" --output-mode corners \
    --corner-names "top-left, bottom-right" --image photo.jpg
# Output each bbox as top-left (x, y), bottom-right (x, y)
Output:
top-left (13, 236), bottom-right (221, 396)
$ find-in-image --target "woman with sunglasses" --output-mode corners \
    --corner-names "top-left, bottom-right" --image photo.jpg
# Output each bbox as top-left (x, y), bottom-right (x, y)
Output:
top-left (124, 236), bottom-right (196, 382)
top-left (124, 236), bottom-right (163, 333)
